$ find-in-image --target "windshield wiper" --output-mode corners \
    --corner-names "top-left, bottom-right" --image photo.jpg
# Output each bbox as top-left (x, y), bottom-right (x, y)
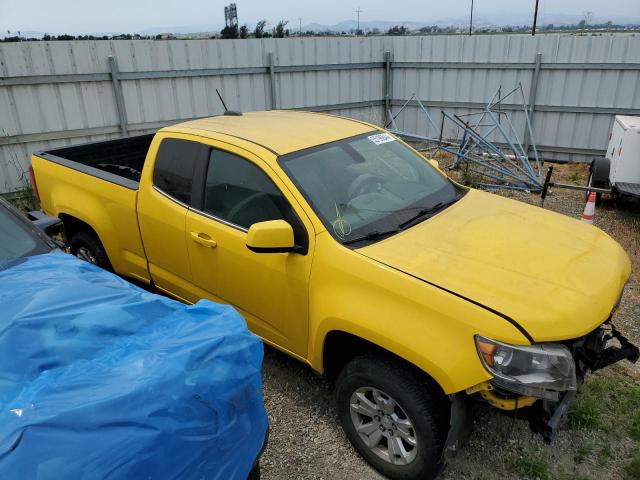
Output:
top-left (342, 228), bottom-right (401, 246)
top-left (398, 198), bottom-right (459, 230)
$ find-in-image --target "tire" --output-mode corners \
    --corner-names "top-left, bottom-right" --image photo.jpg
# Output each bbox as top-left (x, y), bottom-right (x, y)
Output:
top-left (586, 158), bottom-right (610, 204)
top-left (335, 355), bottom-right (447, 480)
top-left (585, 170), bottom-right (603, 206)
top-left (69, 230), bottom-right (112, 271)
top-left (247, 462), bottom-right (260, 480)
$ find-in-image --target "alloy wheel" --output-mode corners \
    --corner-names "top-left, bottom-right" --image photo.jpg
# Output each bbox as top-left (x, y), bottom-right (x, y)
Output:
top-left (349, 386), bottom-right (418, 465)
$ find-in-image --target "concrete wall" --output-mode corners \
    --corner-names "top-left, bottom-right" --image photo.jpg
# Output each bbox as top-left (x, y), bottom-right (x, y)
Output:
top-left (1, 34), bottom-right (639, 193)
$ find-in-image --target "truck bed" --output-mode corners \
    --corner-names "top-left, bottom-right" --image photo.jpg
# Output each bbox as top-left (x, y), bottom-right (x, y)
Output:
top-left (32, 134), bottom-right (155, 282)
top-left (36, 134), bottom-right (154, 187)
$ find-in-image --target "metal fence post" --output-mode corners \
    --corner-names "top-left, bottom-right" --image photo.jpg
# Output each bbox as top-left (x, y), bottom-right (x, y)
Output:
top-left (384, 51), bottom-right (392, 125)
top-left (108, 55), bottom-right (128, 136)
top-left (524, 52), bottom-right (542, 155)
top-left (268, 52), bottom-right (277, 110)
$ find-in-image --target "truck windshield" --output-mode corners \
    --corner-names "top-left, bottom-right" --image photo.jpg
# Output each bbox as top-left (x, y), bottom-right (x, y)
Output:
top-left (279, 132), bottom-right (464, 246)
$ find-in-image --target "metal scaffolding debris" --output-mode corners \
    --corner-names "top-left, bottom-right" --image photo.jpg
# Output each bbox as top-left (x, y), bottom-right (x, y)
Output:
top-left (388, 84), bottom-right (544, 192)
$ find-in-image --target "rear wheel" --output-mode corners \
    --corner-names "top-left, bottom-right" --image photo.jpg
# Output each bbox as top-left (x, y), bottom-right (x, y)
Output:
top-left (335, 355), bottom-right (446, 480)
top-left (69, 230), bottom-right (112, 271)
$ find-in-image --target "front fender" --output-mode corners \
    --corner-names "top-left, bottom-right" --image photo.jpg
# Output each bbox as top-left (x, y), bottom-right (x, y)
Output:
top-left (308, 233), bottom-right (530, 394)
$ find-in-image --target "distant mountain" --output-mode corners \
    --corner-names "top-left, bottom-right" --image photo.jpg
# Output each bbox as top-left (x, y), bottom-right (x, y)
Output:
top-left (303, 12), bottom-right (640, 32)
top-left (138, 24), bottom-right (222, 35)
top-left (3, 11), bottom-right (639, 40)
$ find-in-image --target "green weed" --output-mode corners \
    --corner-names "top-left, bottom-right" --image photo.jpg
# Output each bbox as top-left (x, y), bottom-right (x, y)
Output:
top-left (625, 451), bottom-right (640, 480)
top-left (509, 456), bottom-right (551, 480)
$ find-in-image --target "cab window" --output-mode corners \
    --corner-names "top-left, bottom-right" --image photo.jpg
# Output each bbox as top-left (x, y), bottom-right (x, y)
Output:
top-left (201, 149), bottom-right (308, 251)
top-left (153, 139), bottom-right (207, 204)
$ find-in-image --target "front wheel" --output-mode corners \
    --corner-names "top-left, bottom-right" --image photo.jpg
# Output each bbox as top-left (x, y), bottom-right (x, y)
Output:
top-left (335, 355), bottom-right (447, 480)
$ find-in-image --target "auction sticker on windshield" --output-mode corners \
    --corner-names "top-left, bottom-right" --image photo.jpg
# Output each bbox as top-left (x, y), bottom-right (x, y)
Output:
top-left (368, 133), bottom-right (396, 145)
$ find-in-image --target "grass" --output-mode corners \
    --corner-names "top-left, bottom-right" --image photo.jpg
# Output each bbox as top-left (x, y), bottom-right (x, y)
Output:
top-left (625, 451), bottom-right (640, 480)
top-left (6, 186), bottom-right (40, 212)
top-left (510, 457), bottom-right (551, 480)
top-left (568, 374), bottom-right (640, 435)
top-left (557, 474), bottom-right (592, 480)
top-left (567, 392), bottom-right (601, 429)
top-left (631, 412), bottom-right (640, 441)
top-left (596, 443), bottom-right (612, 466)
top-left (573, 441), bottom-right (594, 464)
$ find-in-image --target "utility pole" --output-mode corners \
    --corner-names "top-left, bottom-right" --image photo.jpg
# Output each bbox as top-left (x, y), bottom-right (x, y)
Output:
top-left (299, 17), bottom-right (302, 36)
top-left (532, 0), bottom-right (540, 35)
top-left (356, 7), bottom-right (362, 36)
top-left (469, 0), bottom-right (474, 36)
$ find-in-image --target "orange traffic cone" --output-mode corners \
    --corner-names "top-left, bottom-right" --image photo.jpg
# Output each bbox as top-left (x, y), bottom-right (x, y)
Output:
top-left (581, 192), bottom-right (596, 224)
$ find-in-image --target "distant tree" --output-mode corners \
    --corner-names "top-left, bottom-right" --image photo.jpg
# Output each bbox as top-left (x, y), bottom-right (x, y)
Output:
top-left (273, 20), bottom-right (288, 38)
top-left (371, 27), bottom-right (380, 35)
top-left (254, 20), bottom-right (267, 38)
top-left (387, 25), bottom-right (408, 35)
top-left (239, 24), bottom-right (249, 38)
top-left (221, 25), bottom-right (239, 39)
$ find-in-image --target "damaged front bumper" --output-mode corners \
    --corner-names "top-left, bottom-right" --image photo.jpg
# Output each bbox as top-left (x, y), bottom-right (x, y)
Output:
top-left (529, 322), bottom-right (638, 442)
top-left (469, 321), bottom-right (639, 442)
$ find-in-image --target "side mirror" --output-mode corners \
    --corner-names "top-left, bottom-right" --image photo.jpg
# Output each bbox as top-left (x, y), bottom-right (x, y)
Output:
top-left (246, 220), bottom-right (296, 253)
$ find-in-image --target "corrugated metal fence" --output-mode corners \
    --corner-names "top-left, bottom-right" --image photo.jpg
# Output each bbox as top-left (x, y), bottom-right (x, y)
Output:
top-left (1, 33), bottom-right (639, 194)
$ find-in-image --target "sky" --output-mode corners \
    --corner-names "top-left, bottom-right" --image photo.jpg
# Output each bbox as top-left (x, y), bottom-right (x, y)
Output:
top-left (0, 0), bottom-right (638, 34)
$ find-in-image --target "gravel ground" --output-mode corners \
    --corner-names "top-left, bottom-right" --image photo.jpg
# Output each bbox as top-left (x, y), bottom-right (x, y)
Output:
top-left (260, 162), bottom-right (640, 480)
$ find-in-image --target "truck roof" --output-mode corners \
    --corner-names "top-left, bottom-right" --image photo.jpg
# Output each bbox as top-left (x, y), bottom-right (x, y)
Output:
top-left (165, 110), bottom-right (378, 156)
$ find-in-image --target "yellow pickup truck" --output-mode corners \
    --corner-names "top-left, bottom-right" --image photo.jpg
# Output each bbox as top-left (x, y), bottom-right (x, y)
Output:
top-left (31, 111), bottom-right (638, 480)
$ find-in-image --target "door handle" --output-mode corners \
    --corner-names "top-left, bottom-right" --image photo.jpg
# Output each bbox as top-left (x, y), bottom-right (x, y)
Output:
top-left (190, 232), bottom-right (217, 248)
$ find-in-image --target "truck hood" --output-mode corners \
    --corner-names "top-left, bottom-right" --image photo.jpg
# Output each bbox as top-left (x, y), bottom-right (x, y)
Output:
top-left (358, 189), bottom-right (630, 342)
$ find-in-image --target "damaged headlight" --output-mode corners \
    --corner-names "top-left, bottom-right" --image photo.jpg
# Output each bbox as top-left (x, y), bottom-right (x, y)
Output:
top-left (475, 336), bottom-right (577, 399)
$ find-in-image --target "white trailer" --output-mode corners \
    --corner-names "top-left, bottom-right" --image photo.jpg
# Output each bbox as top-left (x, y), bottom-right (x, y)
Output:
top-left (540, 115), bottom-right (640, 206)
top-left (600, 115), bottom-right (640, 198)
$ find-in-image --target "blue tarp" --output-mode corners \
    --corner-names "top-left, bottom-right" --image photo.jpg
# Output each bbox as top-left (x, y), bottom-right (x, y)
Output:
top-left (0, 253), bottom-right (267, 479)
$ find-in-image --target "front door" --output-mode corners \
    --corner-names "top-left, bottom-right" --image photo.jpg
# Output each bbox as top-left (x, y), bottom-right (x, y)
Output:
top-left (185, 144), bottom-right (314, 358)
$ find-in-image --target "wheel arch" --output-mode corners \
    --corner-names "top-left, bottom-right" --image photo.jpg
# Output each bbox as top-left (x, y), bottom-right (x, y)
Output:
top-left (322, 330), bottom-right (450, 407)
top-left (59, 213), bottom-right (100, 243)
top-left (58, 212), bottom-right (115, 267)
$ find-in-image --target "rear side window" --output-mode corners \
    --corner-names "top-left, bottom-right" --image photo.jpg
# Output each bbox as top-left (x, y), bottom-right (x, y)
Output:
top-left (153, 139), bottom-right (208, 204)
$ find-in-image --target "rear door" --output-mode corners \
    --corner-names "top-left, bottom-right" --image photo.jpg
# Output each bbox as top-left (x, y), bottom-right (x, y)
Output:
top-left (185, 141), bottom-right (315, 358)
top-left (137, 135), bottom-right (209, 301)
